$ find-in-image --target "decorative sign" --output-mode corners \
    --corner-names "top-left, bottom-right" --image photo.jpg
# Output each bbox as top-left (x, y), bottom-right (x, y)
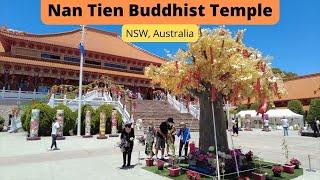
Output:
top-left (56, 109), bottom-right (64, 138)
top-left (97, 111), bottom-right (107, 139)
top-left (85, 110), bottom-right (91, 136)
top-left (111, 110), bottom-right (117, 134)
top-left (27, 109), bottom-right (41, 140)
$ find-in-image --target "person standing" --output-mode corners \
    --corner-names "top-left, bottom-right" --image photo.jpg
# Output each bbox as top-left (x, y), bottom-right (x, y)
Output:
top-left (120, 123), bottom-right (135, 168)
top-left (145, 122), bottom-right (156, 158)
top-left (281, 116), bottom-right (289, 136)
top-left (155, 118), bottom-right (173, 159)
top-left (177, 122), bottom-right (191, 158)
top-left (50, 118), bottom-right (60, 150)
top-left (311, 118), bottom-right (319, 138)
top-left (232, 118), bottom-right (239, 136)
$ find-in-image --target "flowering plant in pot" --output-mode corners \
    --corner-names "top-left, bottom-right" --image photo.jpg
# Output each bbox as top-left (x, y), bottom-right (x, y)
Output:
top-left (281, 139), bottom-right (295, 174)
top-left (168, 156), bottom-right (181, 177)
top-left (290, 158), bottom-right (301, 169)
top-left (252, 157), bottom-right (267, 180)
top-left (186, 170), bottom-right (201, 180)
top-left (272, 165), bottom-right (283, 177)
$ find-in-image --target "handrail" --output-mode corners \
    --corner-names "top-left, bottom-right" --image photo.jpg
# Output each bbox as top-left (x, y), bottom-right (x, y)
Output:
top-left (48, 90), bottom-right (131, 123)
top-left (167, 94), bottom-right (200, 120)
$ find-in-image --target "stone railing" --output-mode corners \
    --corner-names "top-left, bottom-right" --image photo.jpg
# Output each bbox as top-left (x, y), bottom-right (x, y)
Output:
top-left (167, 94), bottom-right (201, 120)
top-left (0, 88), bottom-right (48, 101)
top-left (48, 91), bottom-right (131, 123)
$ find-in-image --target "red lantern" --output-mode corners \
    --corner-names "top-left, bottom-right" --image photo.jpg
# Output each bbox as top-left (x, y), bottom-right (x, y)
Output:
top-left (257, 98), bottom-right (268, 117)
top-left (175, 61), bottom-right (179, 72)
top-left (255, 78), bottom-right (261, 95)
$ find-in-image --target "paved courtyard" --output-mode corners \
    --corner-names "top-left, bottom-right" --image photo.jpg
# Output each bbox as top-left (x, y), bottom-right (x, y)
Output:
top-left (0, 129), bottom-right (319, 180)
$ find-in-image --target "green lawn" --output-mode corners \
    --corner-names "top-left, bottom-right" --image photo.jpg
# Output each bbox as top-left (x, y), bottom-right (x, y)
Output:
top-left (142, 161), bottom-right (303, 180)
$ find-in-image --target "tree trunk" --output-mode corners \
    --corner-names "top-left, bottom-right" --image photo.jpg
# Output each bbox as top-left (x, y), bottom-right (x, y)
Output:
top-left (198, 91), bottom-right (229, 153)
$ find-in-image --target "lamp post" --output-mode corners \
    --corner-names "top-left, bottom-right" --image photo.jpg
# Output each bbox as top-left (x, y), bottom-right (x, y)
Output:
top-left (77, 25), bottom-right (85, 136)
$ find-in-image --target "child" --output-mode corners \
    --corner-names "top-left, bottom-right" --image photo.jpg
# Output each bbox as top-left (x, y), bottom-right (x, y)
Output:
top-left (145, 122), bottom-right (156, 158)
top-left (177, 122), bottom-right (191, 157)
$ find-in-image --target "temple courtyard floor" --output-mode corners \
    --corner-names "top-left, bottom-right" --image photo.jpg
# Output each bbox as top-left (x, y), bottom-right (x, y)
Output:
top-left (0, 129), bottom-right (319, 180)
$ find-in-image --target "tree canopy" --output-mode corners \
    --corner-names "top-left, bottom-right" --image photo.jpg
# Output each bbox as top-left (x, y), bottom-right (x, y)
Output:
top-left (287, 100), bottom-right (304, 115)
top-left (306, 99), bottom-right (320, 123)
top-left (146, 27), bottom-right (285, 107)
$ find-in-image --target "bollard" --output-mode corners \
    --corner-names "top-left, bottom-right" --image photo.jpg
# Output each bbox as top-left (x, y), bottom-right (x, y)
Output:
top-left (306, 155), bottom-right (316, 172)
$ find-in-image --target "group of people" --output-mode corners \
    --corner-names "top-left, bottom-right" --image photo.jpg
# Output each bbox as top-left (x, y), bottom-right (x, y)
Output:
top-left (119, 117), bottom-right (192, 167)
top-left (144, 118), bottom-right (191, 159)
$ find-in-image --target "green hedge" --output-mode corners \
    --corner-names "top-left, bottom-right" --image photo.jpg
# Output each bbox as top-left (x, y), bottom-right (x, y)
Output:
top-left (20, 103), bottom-right (123, 136)
top-left (53, 104), bottom-right (76, 136)
top-left (307, 99), bottom-right (320, 123)
top-left (21, 103), bottom-right (55, 136)
top-left (0, 115), bottom-right (4, 131)
top-left (92, 104), bottom-right (113, 134)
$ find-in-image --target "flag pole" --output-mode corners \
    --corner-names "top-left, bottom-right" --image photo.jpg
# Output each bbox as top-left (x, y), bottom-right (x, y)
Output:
top-left (211, 102), bottom-right (221, 180)
top-left (77, 25), bottom-right (85, 136)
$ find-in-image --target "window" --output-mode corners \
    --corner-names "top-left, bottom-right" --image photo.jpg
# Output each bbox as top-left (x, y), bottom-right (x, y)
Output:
top-left (41, 53), bottom-right (60, 60)
top-left (130, 66), bottom-right (144, 72)
top-left (64, 56), bottom-right (80, 63)
top-left (104, 62), bottom-right (127, 70)
top-left (85, 59), bottom-right (101, 66)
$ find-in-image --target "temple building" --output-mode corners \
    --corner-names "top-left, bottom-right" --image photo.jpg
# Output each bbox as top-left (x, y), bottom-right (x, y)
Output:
top-left (274, 73), bottom-right (320, 111)
top-left (0, 26), bottom-right (166, 99)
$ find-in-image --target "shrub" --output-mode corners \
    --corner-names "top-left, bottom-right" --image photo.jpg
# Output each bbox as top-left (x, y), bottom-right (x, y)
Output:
top-left (237, 104), bottom-right (248, 112)
top-left (287, 100), bottom-right (304, 115)
top-left (116, 111), bottom-right (123, 133)
top-left (249, 102), bottom-right (259, 110)
top-left (0, 115), bottom-right (4, 131)
top-left (53, 104), bottom-right (76, 136)
top-left (21, 103), bottom-right (33, 131)
top-left (306, 99), bottom-right (320, 123)
top-left (93, 104), bottom-right (113, 134)
top-left (21, 103), bottom-right (55, 136)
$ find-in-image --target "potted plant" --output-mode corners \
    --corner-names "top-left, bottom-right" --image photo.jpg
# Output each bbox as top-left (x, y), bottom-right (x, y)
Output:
top-left (252, 157), bottom-right (267, 180)
top-left (157, 159), bottom-right (165, 170)
top-left (290, 158), bottom-right (301, 169)
top-left (145, 158), bottom-right (154, 166)
top-left (272, 165), bottom-right (283, 177)
top-left (281, 139), bottom-right (295, 174)
top-left (186, 170), bottom-right (201, 180)
top-left (168, 156), bottom-right (181, 177)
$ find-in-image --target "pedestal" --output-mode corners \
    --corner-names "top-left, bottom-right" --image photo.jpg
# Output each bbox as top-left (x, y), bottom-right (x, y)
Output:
top-left (82, 135), bottom-right (93, 138)
top-left (97, 135), bottom-right (108, 139)
top-left (56, 110), bottom-right (65, 140)
top-left (27, 136), bottom-right (41, 140)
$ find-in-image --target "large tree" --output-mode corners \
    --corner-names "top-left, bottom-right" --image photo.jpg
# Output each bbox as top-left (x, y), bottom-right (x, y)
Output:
top-left (146, 28), bottom-right (285, 152)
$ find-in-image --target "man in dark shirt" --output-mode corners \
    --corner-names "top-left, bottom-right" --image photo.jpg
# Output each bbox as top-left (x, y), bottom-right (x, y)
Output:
top-left (156, 117), bottom-right (174, 159)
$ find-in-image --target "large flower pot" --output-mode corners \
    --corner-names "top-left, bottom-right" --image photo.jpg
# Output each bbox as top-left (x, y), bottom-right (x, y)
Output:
top-left (273, 171), bottom-right (281, 177)
top-left (294, 164), bottom-right (300, 169)
top-left (283, 164), bottom-right (295, 174)
top-left (145, 158), bottom-right (154, 166)
top-left (168, 167), bottom-right (181, 177)
top-left (157, 160), bottom-right (165, 170)
top-left (252, 171), bottom-right (266, 180)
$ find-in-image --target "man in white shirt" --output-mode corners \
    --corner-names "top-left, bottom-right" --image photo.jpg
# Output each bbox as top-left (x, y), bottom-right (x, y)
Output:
top-left (281, 116), bottom-right (289, 136)
top-left (50, 118), bottom-right (60, 150)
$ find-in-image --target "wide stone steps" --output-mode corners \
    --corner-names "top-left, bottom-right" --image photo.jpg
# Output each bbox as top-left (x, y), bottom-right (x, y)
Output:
top-left (132, 100), bottom-right (199, 132)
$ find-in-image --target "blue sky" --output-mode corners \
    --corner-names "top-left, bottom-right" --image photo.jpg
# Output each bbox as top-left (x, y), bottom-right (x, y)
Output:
top-left (0, 0), bottom-right (319, 75)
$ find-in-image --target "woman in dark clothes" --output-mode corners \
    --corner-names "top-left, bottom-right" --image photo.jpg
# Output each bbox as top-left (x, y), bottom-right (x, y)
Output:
top-left (120, 123), bottom-right (135, 168)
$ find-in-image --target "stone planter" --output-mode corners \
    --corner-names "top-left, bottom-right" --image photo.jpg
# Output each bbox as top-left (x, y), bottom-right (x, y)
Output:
top-left (168, 167), bottom-right (181, 177)
top-left (145, 158), bottom-right (154, 166)
top-left (252, 171), bottom-right (266, 180)
top-left (283, 164), bottom-right (295, 174)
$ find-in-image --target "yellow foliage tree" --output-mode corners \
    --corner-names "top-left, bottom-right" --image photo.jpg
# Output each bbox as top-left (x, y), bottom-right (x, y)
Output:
top-left (146, 27), bottom-right (285, 152)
